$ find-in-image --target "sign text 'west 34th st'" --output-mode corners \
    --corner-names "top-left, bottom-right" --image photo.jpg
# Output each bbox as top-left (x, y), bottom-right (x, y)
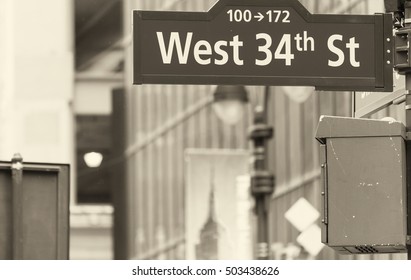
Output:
top-left (133, 0), bottom-right (393, 91)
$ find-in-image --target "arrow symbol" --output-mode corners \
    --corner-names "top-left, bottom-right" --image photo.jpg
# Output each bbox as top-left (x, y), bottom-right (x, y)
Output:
top-left (254, 12), bottom-right (264, 22)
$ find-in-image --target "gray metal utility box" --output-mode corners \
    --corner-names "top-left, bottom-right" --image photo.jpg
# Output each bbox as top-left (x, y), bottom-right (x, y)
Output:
top-left (316, 116), bottom-right (407, 254)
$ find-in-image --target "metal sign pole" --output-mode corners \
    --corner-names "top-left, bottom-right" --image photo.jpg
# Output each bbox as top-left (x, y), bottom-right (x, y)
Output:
top-left (11, 153), bottom-right (24, 260)
top-left (398, 0), bottom-right (411, 261)
top-left (387, 0), bottom-right (411, 260)
top-left (402, 0), bottom-right (411, 261)
top-left (249, 87), bottom-right (274, 259)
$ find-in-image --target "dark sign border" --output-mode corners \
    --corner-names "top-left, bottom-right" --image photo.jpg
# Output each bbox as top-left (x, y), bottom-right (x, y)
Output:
top-left (133, 0), bottom-right (393, 92)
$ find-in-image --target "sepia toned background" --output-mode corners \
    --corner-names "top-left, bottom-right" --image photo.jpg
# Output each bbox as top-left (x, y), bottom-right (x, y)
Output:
top-left (0, 0), bottom-right (407, 260)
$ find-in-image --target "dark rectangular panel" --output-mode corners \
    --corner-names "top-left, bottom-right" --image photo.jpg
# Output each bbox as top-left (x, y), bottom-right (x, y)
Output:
top-left (326, 137), bottom-right (406, 251)
top-left (0, 171), bottom-right (12, 259)
top-left (0, 162), bottom-right (69, 260)
top-left (23, 171), bottom-right (58, 259)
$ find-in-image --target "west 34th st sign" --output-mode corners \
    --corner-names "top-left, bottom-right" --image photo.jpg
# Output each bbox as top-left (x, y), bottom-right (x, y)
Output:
top-left (133, 0), bottom-right (393, 92)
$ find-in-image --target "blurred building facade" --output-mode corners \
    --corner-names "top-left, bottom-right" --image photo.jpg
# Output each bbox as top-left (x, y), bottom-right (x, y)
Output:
top-left (0, 0), bottom-right (74, 165)
top-left (0, 0), bottom-right (408, 260)
top-left (120, 0), bottom-right (407, 260)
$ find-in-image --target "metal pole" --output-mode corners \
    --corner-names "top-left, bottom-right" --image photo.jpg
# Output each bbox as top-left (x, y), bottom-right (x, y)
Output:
top-left (387, 0), bottom-right (411, 260)
top-left (406, 76), bottom-right (411, 260)
top-left (255, 196), bottom-right (269, 259)
top-left (249, 86), bottom-right (274, 259)
top-left (11, 153), bottom-right (24, 260)
top-left (403, 0), bottom-right (411, 262)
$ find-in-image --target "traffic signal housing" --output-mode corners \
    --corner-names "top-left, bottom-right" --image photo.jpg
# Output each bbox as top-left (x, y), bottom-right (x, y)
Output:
top-left (316, 116), bottom-right (407, 254)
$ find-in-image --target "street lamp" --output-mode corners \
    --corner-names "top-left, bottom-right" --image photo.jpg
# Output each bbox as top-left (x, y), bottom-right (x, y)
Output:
top-left (213, 85), bottom-right (274, 260)
top-left (248, 86), bottom-right (274, 260)
top-left (83, 151), bottom-right (104, 168)
top-left (281, 86), bottom-right (314, 103)
top-left (212, 85), bottom-right (248, 125)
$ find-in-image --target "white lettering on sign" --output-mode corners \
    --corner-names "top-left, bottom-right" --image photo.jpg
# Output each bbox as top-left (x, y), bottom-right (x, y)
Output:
top-left (256, 33), bottom-right (272, 66)
top-left (267, 10), bottom-right (290, 23)
top-left (214, 41), bottom-right (229, 65)
top-left (156, 32), bottom-right (244, 66)
top-left (274, 34), bottom-right (295, 66)
top-left (227, 9), bottom-right (291, 23)
top-left (156, 32), bottom-right (362, 68)
top-left (156, 32), bottom-right (192, 64)
top-left (227, 9), bottom-right (253, 22)
top-left (327, 35), bottom-right (360, 67)
top-left (230, 35), bottom-right (244, 65)
top-left (346, 37), bottom-right (360, 67)
top-left (194, 40), bottom-right (212, 65)
top-left (256, 32), bottom-right (313, 66)
top-left (295, 31), bottom-right (314, 52)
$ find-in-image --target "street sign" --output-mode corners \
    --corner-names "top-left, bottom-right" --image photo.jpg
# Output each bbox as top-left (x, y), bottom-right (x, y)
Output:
top-left (285, 198), bottom-right (324, 257)
top-left (133, 0), bottom-right (393, 91)
top-left (0, 160), bottom-right (69, 259)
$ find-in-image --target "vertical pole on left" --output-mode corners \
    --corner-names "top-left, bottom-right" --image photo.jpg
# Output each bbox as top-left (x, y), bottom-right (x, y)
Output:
top-left (11, 153), bottom-right (23, 260)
